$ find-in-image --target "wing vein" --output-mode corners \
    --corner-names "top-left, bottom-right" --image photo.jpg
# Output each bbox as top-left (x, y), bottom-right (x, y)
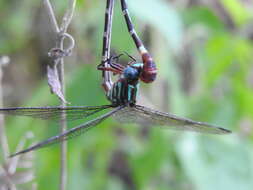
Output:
top-left (9, 105), bottom-right (124, 157)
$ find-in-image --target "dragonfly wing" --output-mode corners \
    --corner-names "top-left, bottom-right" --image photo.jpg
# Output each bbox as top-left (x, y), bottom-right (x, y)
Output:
top-left (0, 105), bottom-right (113, 122)
top-left (113, 105), bottom-right (231, 134)
top-left (9, 106), bottom-right (124, 157)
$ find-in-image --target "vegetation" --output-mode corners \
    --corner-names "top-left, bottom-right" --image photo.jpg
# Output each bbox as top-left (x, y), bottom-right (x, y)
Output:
top-left (0, 0), bottom-right (253, 189)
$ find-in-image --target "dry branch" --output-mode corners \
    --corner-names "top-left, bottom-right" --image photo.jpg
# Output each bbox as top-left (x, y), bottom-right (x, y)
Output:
top-left (42, 1), bottom-right (76, 190)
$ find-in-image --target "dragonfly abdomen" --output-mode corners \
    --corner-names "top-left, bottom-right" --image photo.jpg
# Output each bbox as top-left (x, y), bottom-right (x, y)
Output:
top-left (140, 53), bottom-right (157, 83)
top-left (107, 79), bottom-right (139, 106)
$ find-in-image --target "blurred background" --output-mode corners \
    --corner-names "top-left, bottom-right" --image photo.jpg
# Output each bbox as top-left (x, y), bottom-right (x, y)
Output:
top-left (1, 0), bottom-right (253, 189)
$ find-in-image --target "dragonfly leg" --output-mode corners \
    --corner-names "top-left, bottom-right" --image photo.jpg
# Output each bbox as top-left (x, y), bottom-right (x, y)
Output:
top-left (112, 53), bottom-right (124, 63)
top-left (98, 66), bottom-right (123, 74)
top-left (123, 51), bottom-right (136, 62)
top-left (98, 54), bottom-right (126, 75)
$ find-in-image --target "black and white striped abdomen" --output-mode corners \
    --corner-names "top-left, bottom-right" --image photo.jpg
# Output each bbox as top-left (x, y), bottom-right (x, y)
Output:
top-left (107, 79), bottom-right (139, 106)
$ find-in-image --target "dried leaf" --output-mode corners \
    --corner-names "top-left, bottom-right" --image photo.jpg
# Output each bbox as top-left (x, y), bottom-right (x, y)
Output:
top-left (47, 65), bottom-right (68, 103)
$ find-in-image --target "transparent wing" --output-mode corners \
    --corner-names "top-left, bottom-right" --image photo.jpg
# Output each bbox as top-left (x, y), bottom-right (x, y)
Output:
top-left (0, 105), bottom-right (113, 122)
top-left (10, 106), bottom-right (124, 157)
top-left (113, 105), bottom-right (231, 134)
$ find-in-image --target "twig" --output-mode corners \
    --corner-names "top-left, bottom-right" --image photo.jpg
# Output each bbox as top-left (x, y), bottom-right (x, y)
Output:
top-left (60, 0), bottom-right (76, 32)
top-left (0, 56), bottom-right (37, 189)
top-left (43, 0), bottom-right (59, 33)
top-left (43, 1), bottom-right (76, 190)
top-left (0, 56), bottom-right (10, 162)
top-left (58, 2), bottom-right (76, 189)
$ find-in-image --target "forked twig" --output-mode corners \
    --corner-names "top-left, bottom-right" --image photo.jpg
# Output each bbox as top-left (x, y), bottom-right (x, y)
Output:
top-left (42, 1), bottom-right (76, 190)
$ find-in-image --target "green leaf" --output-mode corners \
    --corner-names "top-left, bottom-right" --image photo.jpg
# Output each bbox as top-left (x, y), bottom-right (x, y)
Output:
top-left (128, 0), bottom-right (183, 51)
top-left (221, 0), bottom-right (251, 26)
top-left (176, 134), bottom-right (253, 190)
top-left (182, 6), bottom-right (225, 31)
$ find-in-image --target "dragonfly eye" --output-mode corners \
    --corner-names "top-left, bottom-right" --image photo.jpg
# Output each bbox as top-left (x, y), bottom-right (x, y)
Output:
top-left (123, 66), bottom-right (140, 81)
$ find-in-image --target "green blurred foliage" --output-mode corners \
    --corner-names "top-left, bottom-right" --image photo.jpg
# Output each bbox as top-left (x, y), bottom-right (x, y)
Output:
top-left (1, 0), bottom-right (253, 190)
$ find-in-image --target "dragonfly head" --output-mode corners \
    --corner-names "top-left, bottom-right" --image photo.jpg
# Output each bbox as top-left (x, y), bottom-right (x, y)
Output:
top-left (123, 66), bottom-right (141, 82)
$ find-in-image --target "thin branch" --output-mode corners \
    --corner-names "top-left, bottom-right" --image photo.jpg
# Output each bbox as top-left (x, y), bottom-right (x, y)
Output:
top-left (43, 0), bottom-right (60, 33)
top-left (43, 1), bottom-right (76, 190)
top-left (0, 56), bottom-right (10, 161)
top-left (57, 2), bottom-right (76, 189)
top-left (60, 0), bottom-right (76, 32)
top-left (58, 49), bottom-right (67, 190)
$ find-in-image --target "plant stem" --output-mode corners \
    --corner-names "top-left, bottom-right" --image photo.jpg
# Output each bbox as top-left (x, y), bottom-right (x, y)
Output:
top-left (43, 1), bottom-right (76, 190)
top-left (0, 56), bottom-right (10, 162)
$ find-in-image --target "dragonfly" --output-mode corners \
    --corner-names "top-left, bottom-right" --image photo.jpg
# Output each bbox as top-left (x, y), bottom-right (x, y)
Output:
top-left (0, 0), bottom-right (231, 157)
top-left (120, 0), bottom-right (157, 83)
top-left (99, 0), bottom-right (157, 86)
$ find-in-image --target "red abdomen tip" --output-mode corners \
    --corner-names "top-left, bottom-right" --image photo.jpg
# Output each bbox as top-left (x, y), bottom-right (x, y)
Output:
top-left (141, 53), bottom-right (157, 83)
top-left (140, 68), bottom-right (157, 83)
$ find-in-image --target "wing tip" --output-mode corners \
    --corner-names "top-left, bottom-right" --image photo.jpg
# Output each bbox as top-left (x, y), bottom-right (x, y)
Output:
top-left (9, 151), bottom-right (22, 158)
top-left (217, 127), bottom-right (232, 134)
